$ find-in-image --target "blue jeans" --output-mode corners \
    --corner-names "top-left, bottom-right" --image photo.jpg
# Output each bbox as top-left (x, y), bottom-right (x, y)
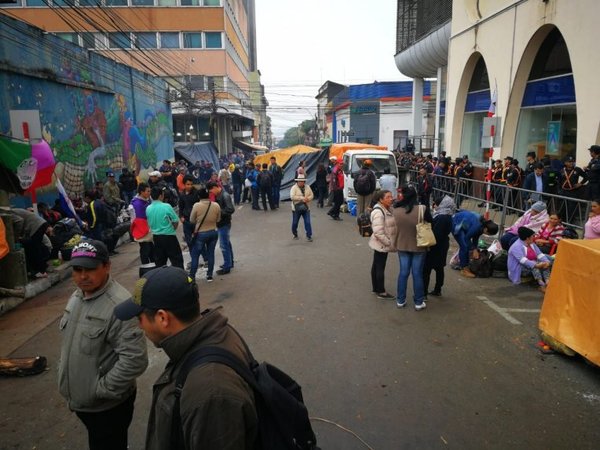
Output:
top-left (190, 230), bottom-right (218, 278)
top-left (272, 183), bottom-right (281, 207)
top-left (454, 230), bottom-right (479, 268)
top-left (397, 251), bottom-right (426, 305)
top-left (182, 220), bottom-right (194, 249)
top-left (251, 186), bottom-right (259, 209)
top-left (233, 183), bottom-right (242, 205)
top-left (292, 210), bottom-right (312, 238)
top-left (218, 224), bottom-right (234, 270)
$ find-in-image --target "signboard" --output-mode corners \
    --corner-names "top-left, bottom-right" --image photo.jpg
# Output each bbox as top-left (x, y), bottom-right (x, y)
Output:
top-left (547, 121), bottom-right (561, 155)
top-left (481, 116), bottom-right (501, 148)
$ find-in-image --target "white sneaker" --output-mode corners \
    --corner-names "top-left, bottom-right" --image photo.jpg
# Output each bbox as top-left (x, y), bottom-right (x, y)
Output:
top-left (415, 302), bottom-right (427, 311)
top-left (396, 300), bottom-right (406, 308)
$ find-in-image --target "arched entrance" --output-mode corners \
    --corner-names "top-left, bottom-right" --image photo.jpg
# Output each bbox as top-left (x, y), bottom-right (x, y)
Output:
top-left (513, 27), bottom-right (576, 163)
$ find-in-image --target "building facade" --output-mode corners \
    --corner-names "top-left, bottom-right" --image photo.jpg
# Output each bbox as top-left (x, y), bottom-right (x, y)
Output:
top-left (1, 0), bottom-right (268, 156)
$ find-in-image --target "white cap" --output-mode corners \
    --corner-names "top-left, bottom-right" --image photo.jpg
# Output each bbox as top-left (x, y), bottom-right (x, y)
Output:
top-left (329, 156), bottom-right (337, 161)
top-left (148, 170), bottom-right (161, 177)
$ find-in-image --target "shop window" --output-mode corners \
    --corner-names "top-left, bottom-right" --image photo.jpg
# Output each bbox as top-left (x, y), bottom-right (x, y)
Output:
top-left (183, 32), bottom-right (202, 49)
top-left (205, 32), bottom-right (222, 49)
top-left (160, 32), bottom-right (179, 48)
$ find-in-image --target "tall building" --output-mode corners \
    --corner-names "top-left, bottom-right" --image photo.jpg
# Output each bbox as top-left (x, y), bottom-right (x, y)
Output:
top-left (1, 0), bottom-right (268, 155)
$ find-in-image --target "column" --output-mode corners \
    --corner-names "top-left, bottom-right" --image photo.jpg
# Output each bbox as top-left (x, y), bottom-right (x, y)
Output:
top-left (434, 67), bottom-right (443, 157)
top-left (412, 77), bottom-right (423, 152)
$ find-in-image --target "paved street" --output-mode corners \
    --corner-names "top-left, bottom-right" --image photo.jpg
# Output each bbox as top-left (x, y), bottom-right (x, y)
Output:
top-left (1, 203), bottom-right (599, 450)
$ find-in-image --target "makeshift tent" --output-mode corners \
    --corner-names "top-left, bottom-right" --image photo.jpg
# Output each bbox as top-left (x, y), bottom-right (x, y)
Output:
top-left (253, 145), bottom-right (318, 168)
top-left (328, 143), bottom-right (387, 161)
top-left (277, 148), bottom-right (330, 201)
top-left (174, 142), bottom-right (220, 169)
top-left (539, 238), bottom-right (600, 366)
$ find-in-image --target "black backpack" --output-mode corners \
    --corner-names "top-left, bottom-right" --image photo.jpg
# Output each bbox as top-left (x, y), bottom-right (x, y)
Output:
top-left (172, 335), bottom-right (319, 450)
top-left (357, 211), bottom-right (373, 237)
top-left (353, 170), bottom-right (372, 195)
top-left (259, 171), bottom-right (273, 189)
top-left (469, 249), bottom-right (494, 278)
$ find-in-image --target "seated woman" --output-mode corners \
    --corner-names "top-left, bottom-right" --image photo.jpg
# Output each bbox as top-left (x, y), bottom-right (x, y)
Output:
top-left (500, 201), bottom-right (549, 250)
top-left (508, 226), bottom-right (552, 293)
top-left (533, 212), bottom-right (565, 254)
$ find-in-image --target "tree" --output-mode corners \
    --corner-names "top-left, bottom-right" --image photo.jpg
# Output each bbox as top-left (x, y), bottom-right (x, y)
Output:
top-left (281, 119), bottom-right (317, 147)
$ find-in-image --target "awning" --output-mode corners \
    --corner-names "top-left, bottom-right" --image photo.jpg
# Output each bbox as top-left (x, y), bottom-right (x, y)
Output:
top-left (232, 139), bottom-right (268, 153)
top-left (174, 142), bottom-right (220, 168)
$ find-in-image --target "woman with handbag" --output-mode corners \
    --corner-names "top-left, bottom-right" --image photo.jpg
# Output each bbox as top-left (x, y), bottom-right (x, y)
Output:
top-left (290, 174), bottom-right (314, 241)
top-left (392, 184), bottom-right (432, 310)
top-left (369, 190), bottom-right (397, 299)
top-left (189, 188), bottom-right (221, 282)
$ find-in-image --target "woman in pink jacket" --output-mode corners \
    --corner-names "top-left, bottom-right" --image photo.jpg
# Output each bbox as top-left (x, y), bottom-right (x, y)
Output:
top-left (584, 199), bottom-right (600, 239)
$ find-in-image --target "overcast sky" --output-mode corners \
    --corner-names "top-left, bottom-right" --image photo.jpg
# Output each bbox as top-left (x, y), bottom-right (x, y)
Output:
top-left (255, 0), bottom-right (407, 139)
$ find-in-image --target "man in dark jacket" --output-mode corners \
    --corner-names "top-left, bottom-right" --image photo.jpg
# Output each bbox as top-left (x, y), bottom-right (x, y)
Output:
top-left (207, 181), bottom-right (235, 275)
top-left (119, 168), bottom-right (137, 205)
top-left (353, 159), bottom-right (376, 216)
top-left (586, 145), bottom-right (600, 200)
top-left (178, 175), bottom-right (200, 250)
top-left (269, 156), bottom-right (283, 208)
top-left (257, 163), bottom-right (274, 211)
top-left (523, 162), bottom-right (548, 205)
top-left (114, 266), bottom-right (257, 450)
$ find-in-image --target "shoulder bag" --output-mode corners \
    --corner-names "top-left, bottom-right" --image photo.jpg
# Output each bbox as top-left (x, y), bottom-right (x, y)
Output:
top-left (416, 205), bottom-right (436, 247)
top-left (190, 203), bottom-right (211, 247)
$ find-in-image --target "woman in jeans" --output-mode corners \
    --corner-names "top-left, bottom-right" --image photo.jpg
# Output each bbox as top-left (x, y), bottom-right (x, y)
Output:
top-left (189, 188), bottom-right (221, 282)
top-left (392, 184), bottom-right (432, 311)
top-left (369, 190), bottom-right (397, 299)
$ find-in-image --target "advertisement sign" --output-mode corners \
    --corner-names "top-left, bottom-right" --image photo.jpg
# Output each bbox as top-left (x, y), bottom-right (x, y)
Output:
top-left (547, 121), bottom-right (561, 155)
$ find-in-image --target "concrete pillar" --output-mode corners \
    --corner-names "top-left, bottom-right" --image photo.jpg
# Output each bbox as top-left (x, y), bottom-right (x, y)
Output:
top-left (412, 77), bottom-right (423, 152)
top-left (434, 67), bottom-right (443, 157)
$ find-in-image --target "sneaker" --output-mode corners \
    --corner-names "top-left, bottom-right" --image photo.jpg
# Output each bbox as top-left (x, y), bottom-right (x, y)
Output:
top-left (206, 276), bottom-right (213, 283)
top-left (307, 237), bottom-right (313, 242)
top-left (376, 292), bottom-right (394, 299)
top-left (460, 268), bottom-right (476, 278)
top-left (216, 269), bottom-right (230, 276)
top-left (415, 302), bottom-right (427, 311)
top-left (396, 300), bottom-right (406, 308)
top-left (293, 235), bottom-right (299, 240)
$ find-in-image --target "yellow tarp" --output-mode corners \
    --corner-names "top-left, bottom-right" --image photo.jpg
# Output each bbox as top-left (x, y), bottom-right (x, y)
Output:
top-left (539, 238), bottom-right (600, 365)
top-left (253, 145), bottom-right (319, 168)
top-left (328, 143), bottom-right (388, 161)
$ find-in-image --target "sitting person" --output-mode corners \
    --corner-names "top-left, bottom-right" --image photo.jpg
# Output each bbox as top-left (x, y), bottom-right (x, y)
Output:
top-left (533, 212), bottom-right (565, 254)
top-left (508, 226), bottom-right (552, 293)
top-left (10, 208), bottom-right (51, 278)
top-left (500, 201), bottom-right (549, 250)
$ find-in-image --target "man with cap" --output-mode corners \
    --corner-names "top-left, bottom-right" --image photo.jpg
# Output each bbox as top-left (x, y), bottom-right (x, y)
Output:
top-left (290, 173), bottom-right (314, 241)
top-left (58, 239), bottom-right (148, 450)
top-left (353, 159), bottom-right (377, 216)
top-left (113, 266), bottom-right (257, 450)
top-left (586, 145), bottom-right (600, 200)
top-left (103, 171), bottom-right (122, 211)
top-left (508, 226), bottom-right (552, 293)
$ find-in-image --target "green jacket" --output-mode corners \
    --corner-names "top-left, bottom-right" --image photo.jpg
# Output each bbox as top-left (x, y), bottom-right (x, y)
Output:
top-left (146, 308), bottom-right (257, 450)
top-left (58, 277), bottom-right (148, 412)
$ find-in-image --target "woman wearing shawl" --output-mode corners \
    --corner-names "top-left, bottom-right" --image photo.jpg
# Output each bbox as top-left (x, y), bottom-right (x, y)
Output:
top-left (500, 201), bottom-right (549, 250)
top-left (423, 194), bottom-right (455, 297)
top-left (508, 226), bottom-right (552, 293)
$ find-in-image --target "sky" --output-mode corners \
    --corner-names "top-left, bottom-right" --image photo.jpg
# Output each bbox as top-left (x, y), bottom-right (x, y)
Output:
top-left (255, 0), bottom-right (408, 139)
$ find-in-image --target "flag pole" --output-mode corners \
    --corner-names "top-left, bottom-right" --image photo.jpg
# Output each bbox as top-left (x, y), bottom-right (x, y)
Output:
top-left (484, 87), bottom-right (497, 221)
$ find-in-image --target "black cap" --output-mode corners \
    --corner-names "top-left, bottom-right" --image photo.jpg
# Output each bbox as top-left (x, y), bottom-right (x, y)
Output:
top-left (589, 145), bottom-right (600, 154)
top-left (564, 156), bottom-right (575, 163)
top-left (518, 226), bottom-right (535, 240)
top-left (70, 240), bottom-right (109, 269)
top-left (113, 266), bottom-right (198, 320)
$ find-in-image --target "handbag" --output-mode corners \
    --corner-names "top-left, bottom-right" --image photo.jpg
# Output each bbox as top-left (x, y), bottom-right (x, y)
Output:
top-left (416, 205), bottom-right (436, 247)
top-left (294, 202), bottom-right (308, 213)
top-left (244, 178), bottom-right (252, 188)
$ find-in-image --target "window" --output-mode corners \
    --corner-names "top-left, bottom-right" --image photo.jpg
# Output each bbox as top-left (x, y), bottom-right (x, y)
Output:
top-left (160, 32), bottom-right (179, 49)
top-left (25, 0), bottom-right (45, 6)
top-left (206, 76), bottom-right (224, 90)
top-left (181, 0), bottom-right (201, 5)
top-left (205, 32), bottom-right (222, 48)
top-left (186, 75), bottom-right (204, 90)
top-left (203, 0), bottom-right (221, 5)
top-left (79, 0), bottom-right (98, 6)
top-left (108, 32), bottom-right (132, 49)
top-left (106, 0), bottom-right (127, 5)
top-left (81, 32), bottom-right (97, 49)
top-left (158, 0), bottom-right (176, 5)
top-left (133, 0), bottom-right (154, 4)
top-left (56, 33), bottom-right (79, 44)
top-left (136, 32), bottom-right (157, 49)
top-left (183, 32), bottom-right (202, 49)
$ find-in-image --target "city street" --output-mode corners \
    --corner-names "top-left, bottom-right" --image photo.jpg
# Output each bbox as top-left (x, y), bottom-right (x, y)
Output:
top-left (1, 203), bottom-right (599, 450)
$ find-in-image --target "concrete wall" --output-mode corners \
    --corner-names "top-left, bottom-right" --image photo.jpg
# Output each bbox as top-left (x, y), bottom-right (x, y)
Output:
top-left (0, 17), bottom-right (173, 203)
top-left (446, 0), bottom-right (600, 163)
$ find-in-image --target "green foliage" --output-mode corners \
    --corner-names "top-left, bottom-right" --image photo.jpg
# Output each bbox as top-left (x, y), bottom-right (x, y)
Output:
top-left (282, 119), bottom-right (316, 147)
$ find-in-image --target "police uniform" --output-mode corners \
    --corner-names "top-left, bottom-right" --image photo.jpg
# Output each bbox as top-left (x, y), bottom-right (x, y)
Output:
top-left (586, 155), bottom-right (600, 200)
top-left (559, 159), bottom-right (588, 223)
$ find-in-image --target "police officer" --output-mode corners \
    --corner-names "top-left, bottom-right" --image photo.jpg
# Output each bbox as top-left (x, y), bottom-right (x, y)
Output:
top-left (586, 145), bottom-right (600, 200)
top-left (524, 151), bottom-right (537, 178)
top-left (559, 155), bottom-right (588, 223)
top-left (505, 158), bottom-right (523, 212)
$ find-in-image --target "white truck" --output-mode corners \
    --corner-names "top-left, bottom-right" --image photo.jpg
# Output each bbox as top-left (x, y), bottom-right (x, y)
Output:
top-left (341, 149), bottom-right (399, 200)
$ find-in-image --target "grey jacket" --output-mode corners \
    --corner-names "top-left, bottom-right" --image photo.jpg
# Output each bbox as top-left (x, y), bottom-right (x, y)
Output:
top-left (146, 308), bottom-right (257, 450)
top-left (58, 277), bottom-right (148, 412)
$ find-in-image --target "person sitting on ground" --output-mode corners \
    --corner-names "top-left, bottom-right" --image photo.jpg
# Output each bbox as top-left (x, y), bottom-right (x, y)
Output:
top-left (38, 202), bottom-right (62, 225)
top-left (533, 212), bottom-right (565, 254)
top-left (508, 226), bottom-right (552, 293)
top-left (500, 201), bottom-right (549, 250)
top-left (584, 198), bottom-right (600, 239)
top-left (424, 194), bottom-right (455, 297)
top-left (369, 190), bottom-right (397, 299)
top-left (452, 210), bottom-right (498, 278)
top-left (10, 208), bottom-right (52, 278)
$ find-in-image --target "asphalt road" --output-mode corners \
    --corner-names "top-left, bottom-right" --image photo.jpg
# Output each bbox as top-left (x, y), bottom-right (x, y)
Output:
top-left (1, 202), bottom-right (599, 449)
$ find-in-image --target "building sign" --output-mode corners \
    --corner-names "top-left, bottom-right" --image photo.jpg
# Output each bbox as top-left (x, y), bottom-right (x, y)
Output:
top-left (350, 105), bottom-right (377, 115)
top-left (547, 121), bottom-right (561, 155)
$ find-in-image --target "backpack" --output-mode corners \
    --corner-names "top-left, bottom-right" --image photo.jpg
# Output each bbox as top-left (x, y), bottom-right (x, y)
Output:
top-left (491, 251), bottom-right (508, 278)
top-left (353, 170), bottom-right (372, 196)
top-left (259, 171), bottom-right (273, 189)
top-left (172, 334), bottom-right (319, 450)
top-left (469, 249), bottom-right (493, 278)
top-left (357, 211), bottom-right (373, 237)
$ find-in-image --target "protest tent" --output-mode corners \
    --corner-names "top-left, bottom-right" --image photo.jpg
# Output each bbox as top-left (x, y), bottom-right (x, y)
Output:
top-left (174, 142), bottom-right (220, 169)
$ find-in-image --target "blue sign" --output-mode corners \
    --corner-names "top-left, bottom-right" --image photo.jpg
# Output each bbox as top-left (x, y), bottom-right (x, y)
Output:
top-left (547, 121), bottom-right (561, 155)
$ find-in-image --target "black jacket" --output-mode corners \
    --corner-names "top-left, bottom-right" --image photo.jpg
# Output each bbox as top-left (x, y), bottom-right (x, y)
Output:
top-left (215, 190), bottom-right (235, 227)
top-left (178, 189), bottom-right (200, 221)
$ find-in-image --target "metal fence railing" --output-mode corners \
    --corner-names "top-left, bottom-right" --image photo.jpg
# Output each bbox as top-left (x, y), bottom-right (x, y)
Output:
top-left (401, 169), bottom-right (591, 235)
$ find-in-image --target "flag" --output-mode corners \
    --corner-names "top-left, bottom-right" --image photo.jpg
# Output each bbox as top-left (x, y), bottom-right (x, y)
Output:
top-left (56, 178), bottom-right (83, 226)
top-left (0, 135), bottom-right (56, 191)
top-left (488, 89), bottom-right (497, 118)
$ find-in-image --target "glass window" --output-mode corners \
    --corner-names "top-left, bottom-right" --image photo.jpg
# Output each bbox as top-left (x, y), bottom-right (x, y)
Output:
top-left (460, 112), bottom-right (486, 163)
top-left (136, 32), bottom-right (157, 49)
top-left (25, 0), bottom-right (46, 5)
top-left (106, 0), bottom-right (127, 5)
top-left (205, 32), bottom-right (222, 48)
top-left (56, 33), bottom-right (79, 44)
top-left (183, 32), bottom-right (202, 49)
top-left (108, 32), bottom-right (132, 49)
top-left (514, 105), bottom-right (577, 163)
top-left (206, 76), bottom-right (224, 90)
top-left (186, 75), bottom-right (204, 90)
top-left (160, 32), bottom-right (179, 49)
top-left (181, 0), bottom-right (201, 5)
top-left (158, 0), bottom-right (175, 4)
top-left (81, 32), bottom-right (97, 49)
top-left (54, 0), bottom-right (70, 5)
top-left (529, 29), bottom-right (572, 80)
top-left (79, 0), bottom-right (98, 6)
top-left (133, 0), bottom-right (154, 4)
top-left (203, 0), bottom-right (221, 5)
